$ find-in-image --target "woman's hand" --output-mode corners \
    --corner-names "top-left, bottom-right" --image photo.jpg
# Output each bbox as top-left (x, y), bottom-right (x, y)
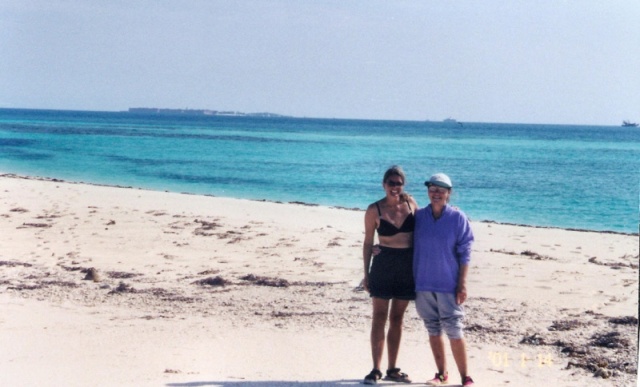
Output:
top-left (371, 244), bottom-right (381, 256)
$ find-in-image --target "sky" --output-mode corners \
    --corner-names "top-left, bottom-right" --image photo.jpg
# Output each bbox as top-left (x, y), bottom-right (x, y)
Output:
top-left (1, 1), bottom-right (639, 125)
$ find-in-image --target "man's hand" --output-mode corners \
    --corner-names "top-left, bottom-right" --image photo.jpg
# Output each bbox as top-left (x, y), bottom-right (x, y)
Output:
top-left (456, 284), bottom-right (467, 305)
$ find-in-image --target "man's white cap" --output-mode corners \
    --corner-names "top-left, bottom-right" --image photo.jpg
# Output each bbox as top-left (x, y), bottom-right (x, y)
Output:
top-left (425, 173), bottom-right (452, 189)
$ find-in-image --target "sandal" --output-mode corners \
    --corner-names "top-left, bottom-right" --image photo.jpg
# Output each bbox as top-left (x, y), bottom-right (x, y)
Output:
top-left (384, 368), bottom-right (412, 383)
top-left (363, 368), bottom-right (383, 385)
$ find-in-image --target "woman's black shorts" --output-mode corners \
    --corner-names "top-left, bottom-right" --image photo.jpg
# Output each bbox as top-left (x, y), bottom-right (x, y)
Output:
top-left (368, 246), bottom-right (415, 300)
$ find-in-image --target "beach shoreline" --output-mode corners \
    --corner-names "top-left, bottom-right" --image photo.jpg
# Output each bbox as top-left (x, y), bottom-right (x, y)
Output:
top-left (2, 173), bottom-right (635, 236)
top-left (0, 174), bottom-right (637, 386)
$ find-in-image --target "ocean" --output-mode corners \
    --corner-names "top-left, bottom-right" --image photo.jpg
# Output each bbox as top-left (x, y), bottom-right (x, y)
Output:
top-left (0, 108), bottom-right (638, 234)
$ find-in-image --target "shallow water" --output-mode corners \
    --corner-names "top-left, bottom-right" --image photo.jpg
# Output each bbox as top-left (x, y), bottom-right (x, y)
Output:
top-left (1, 108), bottom-right (638, 233)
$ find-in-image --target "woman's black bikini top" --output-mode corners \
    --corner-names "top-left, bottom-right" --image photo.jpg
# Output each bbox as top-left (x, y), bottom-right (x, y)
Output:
top-left (376, 201), bottom-right (415, 237)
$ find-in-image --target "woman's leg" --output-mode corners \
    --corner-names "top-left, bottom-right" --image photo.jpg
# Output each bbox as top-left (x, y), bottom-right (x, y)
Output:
top-left (371, 297), bottom-right (390, 370)
top-left (386, 298), bottom-right (410, 369)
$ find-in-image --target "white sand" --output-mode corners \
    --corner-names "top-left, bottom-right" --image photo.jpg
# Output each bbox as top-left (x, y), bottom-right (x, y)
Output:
top-left (0, 174), bottom-right (637, 386)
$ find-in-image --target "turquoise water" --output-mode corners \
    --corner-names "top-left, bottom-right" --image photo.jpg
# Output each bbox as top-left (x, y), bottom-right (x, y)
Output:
top-left (1, 108), bottom-right (638, 234)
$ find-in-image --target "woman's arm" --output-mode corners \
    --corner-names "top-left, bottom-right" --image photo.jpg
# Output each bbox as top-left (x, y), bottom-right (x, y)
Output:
top-left (407, 195), bottom-right (419, 212)
top-left (362, 204), bottom-right (378, 292)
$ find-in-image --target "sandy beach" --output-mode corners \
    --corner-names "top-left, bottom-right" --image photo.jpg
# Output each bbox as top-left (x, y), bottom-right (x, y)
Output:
top-left (0, 173), bottom-right (637, 386)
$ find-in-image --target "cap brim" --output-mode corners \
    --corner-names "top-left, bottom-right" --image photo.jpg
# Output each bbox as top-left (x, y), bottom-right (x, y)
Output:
top-left (425, 181), bottom-right (451, 188)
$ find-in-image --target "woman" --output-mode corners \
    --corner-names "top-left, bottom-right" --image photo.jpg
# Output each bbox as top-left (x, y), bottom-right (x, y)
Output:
top-left (362, 165), bottom-right (418, 384)
top-left (413, 173), bottom-right (475, 387)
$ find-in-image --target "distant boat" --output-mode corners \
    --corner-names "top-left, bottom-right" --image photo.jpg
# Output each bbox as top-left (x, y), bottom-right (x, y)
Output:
top-left (622, 120), bottom-right (638, 127)
top-left (442, 117), bottom-right (463, 127)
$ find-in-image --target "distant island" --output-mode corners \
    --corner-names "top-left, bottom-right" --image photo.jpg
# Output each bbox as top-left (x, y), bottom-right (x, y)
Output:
top-left (126, 107), bottom-right (287, 118)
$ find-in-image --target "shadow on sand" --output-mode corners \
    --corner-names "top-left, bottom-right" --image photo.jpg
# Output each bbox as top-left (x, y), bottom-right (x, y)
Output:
top-left (166, 381), bottom-right (464, 387)
top-left (166, 380), bottom-right (362, 387)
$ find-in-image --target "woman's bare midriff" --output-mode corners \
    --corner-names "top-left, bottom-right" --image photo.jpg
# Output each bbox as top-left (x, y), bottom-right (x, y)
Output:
top-left (378, 232), bottom-right (413, 249)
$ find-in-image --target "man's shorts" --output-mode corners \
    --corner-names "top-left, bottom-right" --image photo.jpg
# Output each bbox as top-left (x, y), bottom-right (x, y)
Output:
top-left (415, 291), bottom-right (465, 339)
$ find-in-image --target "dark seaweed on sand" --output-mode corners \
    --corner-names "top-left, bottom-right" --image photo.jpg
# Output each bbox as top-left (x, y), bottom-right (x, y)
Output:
top-left (548, 319), bottom-right (585, 331)
top-left (194, 276), bottom-right (228, 287)
top-left (108, 281), bottom-right (137, 294)
top-left (608, 316), bottom-right (638, 325)
top-left (0, 260), bottom-right (33, 267)
top-left (106, 271), bottom-right (142, 279)
top-left (590, 331), bottom-right (630, 349)
top-left (239, 274), bottom-right (290, 287)
top-left (520, 333), bottom-right (546, 345)
top-left (7, 280), bottom-right (78, 290)
top-left (8, 284), bottom-right (43, 291)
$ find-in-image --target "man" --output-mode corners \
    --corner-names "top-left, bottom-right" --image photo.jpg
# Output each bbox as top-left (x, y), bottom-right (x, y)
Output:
top-left (413, 173), bottom-right (475, 386)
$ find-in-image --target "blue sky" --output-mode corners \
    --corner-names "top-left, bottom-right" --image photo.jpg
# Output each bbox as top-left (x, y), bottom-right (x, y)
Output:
top-left (1, 1), bottom-right (639, 125)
